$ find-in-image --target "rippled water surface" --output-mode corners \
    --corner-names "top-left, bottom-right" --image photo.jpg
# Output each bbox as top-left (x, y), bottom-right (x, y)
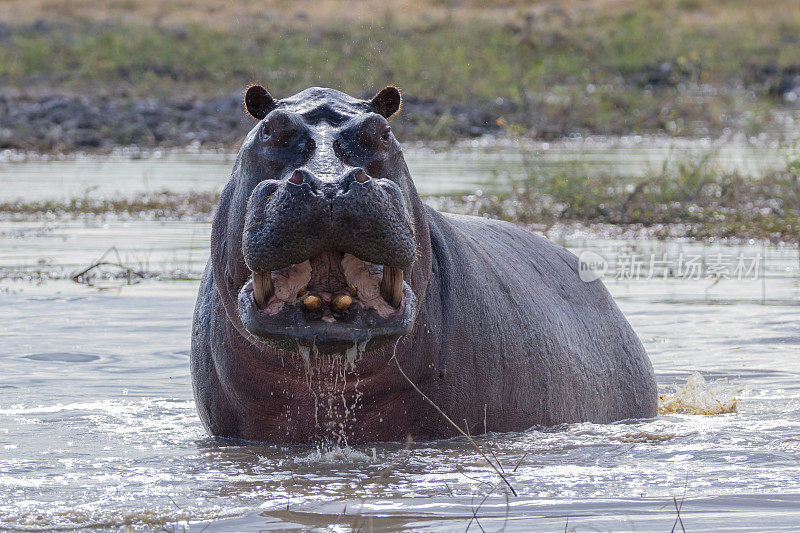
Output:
top-left (1, 148), bottom-right (800, 531)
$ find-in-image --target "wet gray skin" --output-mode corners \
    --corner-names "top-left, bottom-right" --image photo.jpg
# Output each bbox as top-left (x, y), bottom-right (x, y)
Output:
top-left (191, 85), bottom-right (658, 443)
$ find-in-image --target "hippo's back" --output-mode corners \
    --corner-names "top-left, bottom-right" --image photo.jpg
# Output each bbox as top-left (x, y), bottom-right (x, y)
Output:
top-left (423, 209), bottom-right (657, 432)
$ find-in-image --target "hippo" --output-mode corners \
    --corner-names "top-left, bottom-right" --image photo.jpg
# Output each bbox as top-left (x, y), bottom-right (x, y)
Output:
top-left (190, 85), bottom-right (658, 444)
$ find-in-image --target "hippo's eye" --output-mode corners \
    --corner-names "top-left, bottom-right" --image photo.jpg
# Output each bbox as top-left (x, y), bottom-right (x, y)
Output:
top-left (356, 115), bottom-right (392, 151)
top-left (260, 122), bottom-right (277, 143)
top-left (260, 112), bottom-right (299, 148)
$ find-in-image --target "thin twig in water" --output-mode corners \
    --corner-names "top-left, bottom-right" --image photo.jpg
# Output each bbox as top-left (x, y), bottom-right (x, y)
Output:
top-left (458, 470), bottom-right (497, 489)
top-left (72, 261), bottom-right (146, 284)
top-left (512, 452), bottom-right (528, 472)
top-left (391, 340), bottom-right (517, 497)
top-left (166, 496), bottom-right (182, 510)
top-left (72, 246), bottom-right (146, 285)
top-left (483, 404), bottom-right (505, 474)
top-left (486, 443), bottom-right (504, 473)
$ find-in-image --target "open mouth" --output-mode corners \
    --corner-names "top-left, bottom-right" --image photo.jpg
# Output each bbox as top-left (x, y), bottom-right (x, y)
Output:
top-left (238, 251), bottom-right (417, 354)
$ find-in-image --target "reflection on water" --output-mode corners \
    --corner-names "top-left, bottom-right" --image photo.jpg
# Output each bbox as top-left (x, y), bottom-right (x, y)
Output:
top-left (1, 220), bottom-right (799, 531)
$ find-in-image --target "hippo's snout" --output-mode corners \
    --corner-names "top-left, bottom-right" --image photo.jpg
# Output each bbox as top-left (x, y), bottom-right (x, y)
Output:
top-left (239, 164), bottom-right (417, 353)
top-left (242, 165), bottom-right (416, 273)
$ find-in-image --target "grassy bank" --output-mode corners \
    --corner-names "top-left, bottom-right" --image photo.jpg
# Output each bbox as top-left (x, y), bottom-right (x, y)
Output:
top-left (0, 0), bottom-right (799, 146)
top-left (431, 149), bottom-right (800, 243)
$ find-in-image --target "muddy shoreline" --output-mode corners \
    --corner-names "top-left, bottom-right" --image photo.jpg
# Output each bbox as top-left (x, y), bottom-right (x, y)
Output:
top-left (2, 87), bottom-right (794, 153)
top-left (0, 92), bottom-right (516, 153)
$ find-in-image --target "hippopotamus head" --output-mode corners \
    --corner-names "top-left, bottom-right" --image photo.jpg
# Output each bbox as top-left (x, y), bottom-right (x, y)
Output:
top-left (211, 86), bottom-right (431, 355)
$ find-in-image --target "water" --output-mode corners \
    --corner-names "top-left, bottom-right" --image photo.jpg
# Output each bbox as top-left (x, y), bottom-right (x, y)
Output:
top-left (1, 145), bottom-right (800, 531)
top-left (0, 138), bottom-right (789, 202)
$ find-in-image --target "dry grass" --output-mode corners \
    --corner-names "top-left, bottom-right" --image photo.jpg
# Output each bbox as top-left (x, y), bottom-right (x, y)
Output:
top-left (2, 0), bottom-right (798, 32)
top-left (0, 0), bottom-right (629, 27)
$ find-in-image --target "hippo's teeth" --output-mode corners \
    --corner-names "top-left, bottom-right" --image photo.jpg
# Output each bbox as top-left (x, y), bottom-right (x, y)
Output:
top-left (380, 266), bottom-right (403, 307)
top-left (252, 271), bottom-right (273, 309)
top-left (303, 294), bottom-right (323, 311)
top-left (332, 293), bottom-right (353, 312)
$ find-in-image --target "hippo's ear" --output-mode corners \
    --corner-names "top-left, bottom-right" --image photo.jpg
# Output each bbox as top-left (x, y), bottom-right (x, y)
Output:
top-left (244, 84), bottom-right (276, 120)
top-left (369, 85), bottom-right (402, 119)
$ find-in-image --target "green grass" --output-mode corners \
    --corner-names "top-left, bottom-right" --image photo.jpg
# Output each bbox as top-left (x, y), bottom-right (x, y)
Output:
top-left (0, 191), bottom-right (218, 220)
top-left (1, 0), bottom-right (799, 140)
top-left (4, 7), bottom-right (794, 99)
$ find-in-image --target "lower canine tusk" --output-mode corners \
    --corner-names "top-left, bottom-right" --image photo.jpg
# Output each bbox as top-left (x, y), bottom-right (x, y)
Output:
top-left (380, 266), bottom-right (403, 307)
top-left (253, 271), bottom-right (273, 309)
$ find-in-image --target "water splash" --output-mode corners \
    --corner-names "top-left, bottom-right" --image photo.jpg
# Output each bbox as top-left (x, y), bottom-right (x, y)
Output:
top-left (295, 341), bottom-right (369, 447)
top-left (297, 344), bottom-right (312, 377)
top-left (299, 443), bottom-right (374, 464)
top-left (659, 372), bottom-right (739, 415)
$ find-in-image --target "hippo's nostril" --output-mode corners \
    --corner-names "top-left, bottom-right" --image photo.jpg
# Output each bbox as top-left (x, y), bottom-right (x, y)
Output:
top-left (354, 169), bottom-right (371, 184)
top-left (288, 170), bottom-right (304, 185)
